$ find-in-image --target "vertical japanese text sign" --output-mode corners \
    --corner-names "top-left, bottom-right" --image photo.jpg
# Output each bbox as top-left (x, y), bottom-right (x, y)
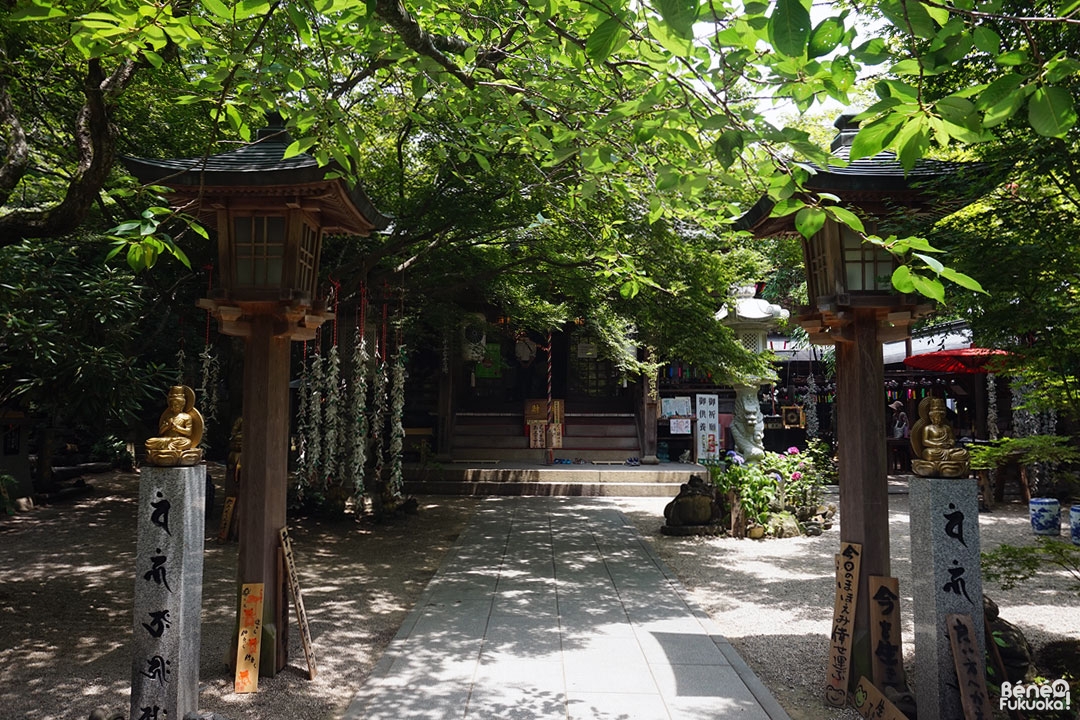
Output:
top-left (826, 541), bottom-right (861, 707)
top-left (868, 576), bottom-right (906, 690)
top-left (946, 614), bottom-right (995, 720)
top-left (130, 465), bottom-right (206, 720)
top-left (695, 394), bottom-right (720, 462)
top-left (280, 527), bottom-right (317, 680)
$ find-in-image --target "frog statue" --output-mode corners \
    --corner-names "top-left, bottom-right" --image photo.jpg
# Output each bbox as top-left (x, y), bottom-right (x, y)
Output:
top-left (909, 396), bottom-right (969, 478)
top-left (145, 385), bottom-right (205, 466)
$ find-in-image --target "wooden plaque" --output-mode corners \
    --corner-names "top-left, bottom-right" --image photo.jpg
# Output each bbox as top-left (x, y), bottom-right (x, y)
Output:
top-left (218, 496), bottom-right (237, 542)
top-left (280, 527), bottom-right (317, 680)
top-left (868, 576), bottom-right (906, 689)
top-left (946, 614), bottom-right (995, 720)
top-left (852, 676), bottom-right (909, 720)
top-left (825, 541), bottom-right (862, 707)
top-left (234, 582), bottom-right (264, 694)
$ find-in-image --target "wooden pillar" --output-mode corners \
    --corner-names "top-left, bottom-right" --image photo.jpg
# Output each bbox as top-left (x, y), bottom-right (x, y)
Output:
top-left (834, 308), bottom-right (890, 686)
top-left (237, 314), bottom-right (291, 676)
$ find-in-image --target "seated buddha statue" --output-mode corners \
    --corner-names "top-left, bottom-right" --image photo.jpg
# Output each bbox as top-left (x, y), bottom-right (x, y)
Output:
top-left (145, 385), bottom-right (204, 466)
top-left (910, 396), bottom-right (969, 478)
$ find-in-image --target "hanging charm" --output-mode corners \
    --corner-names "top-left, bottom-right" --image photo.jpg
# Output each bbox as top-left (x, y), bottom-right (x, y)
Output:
top-left (322, 343), bottom-right (342, 486)
top-left (388, 346), bottom-right (407, 498)
top-left (369, 352), bottom-right (387, 499)
top-left (804, 371), bottom-right (819, 439)
top-left (295, 353), bottom-right (313, 503)
top-left (306, 348), bottom-right (325, 492)
top-left (345, 328), bottom-right (370, 507)
top-left (198, 344), bottom-right (220, 426)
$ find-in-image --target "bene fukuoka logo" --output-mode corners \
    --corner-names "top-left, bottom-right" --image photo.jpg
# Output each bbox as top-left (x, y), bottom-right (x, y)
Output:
top-left (1000, 679), bottom-right (1072, 713)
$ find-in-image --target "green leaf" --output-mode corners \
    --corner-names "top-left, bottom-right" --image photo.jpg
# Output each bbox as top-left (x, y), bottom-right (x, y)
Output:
top-left (972, 26), bottom-right (1000, 54)
top-left (795, 206), bottom-right (826, 239)
top-left (1029, 85), bottom-right (1078, 138)
top-left (807, 16), bottom-right (844, 58)
top-left (977, 74), bottom-right (1028, 127)
top-left (653, 0), bottom-right (698, 38)
top-left (892, 265), bottom-right (917, 293)
top-left (235, 0), bottom-right (272, 20)
top-left (712, 130), bottom-right (744, 169)
top-left (768, 0), bottom-right (811, 57)
top-left (849, 113), bottom-right (904, 160)
top-left (909, 272), bottom-right (945, 303)
top-left (914, 252), bottom-right (944, 273)
top-left (879, 0), bottom-right (937, 39)
top-left (202, 0), bottom-right (234, 20)
top-left (586, 16), bottom-right (629, 62)
top-left (995, 49), bottom-right (1029, 66)
top-left (9, 0), bottom-right (68, 20)
top-left (939, 266), bottom-right (987, 294)
top-left (826, 206), bottom-right (865, 233)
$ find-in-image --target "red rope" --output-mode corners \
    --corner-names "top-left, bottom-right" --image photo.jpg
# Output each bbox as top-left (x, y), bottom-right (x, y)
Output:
top-left (203, 264), bottom-right (214, 345)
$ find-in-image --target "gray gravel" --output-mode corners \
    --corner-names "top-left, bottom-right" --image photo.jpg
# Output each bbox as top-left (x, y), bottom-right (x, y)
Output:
top-left (1, 471), bottom-right (1076, 720)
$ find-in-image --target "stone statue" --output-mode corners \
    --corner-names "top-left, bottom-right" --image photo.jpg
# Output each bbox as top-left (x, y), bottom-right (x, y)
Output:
top-left (730, 387), bottom-right (765, 463)
top-left (910, 396), bottom-right (969, 478)
top-left (661, 475), bottom-right (724, 535)
top-left (145, 385), bottom-right (204, 466)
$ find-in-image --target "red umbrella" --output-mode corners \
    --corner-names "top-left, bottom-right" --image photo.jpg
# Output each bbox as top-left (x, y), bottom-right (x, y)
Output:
top-left (902, 347), bottom-right (1011, 374)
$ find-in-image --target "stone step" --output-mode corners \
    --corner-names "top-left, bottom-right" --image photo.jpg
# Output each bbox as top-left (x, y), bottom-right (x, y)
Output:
top-left (403, 462), bottom-right (699, 497)
top-left (445, 447), bottom-right (643, 462)
top-left (453, 435), bottom-right (640, 450)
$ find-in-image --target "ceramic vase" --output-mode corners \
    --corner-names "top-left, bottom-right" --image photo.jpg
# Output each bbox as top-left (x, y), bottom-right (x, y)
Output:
top-left (1071, 505), bottom-right (1080, 546)
top-left (1029, 498), bottom-right (1061, 536)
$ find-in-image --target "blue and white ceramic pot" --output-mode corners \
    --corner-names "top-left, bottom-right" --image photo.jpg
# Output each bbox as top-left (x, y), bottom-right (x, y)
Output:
top-left (1070, 505), bottom-right (1080, 546)
top-left (1029, 498), bottom-right (1061, 536)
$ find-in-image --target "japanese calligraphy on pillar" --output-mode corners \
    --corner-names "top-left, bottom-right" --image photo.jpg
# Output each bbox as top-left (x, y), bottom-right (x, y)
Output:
top-left (825, 541), bottom-right (862, 707)
top-left (869, 576), bottom-right (906, 690)
top-left (695, 394), bottom-right (720, 462)
top-left (280, 527), bottom-right (317, 680)
top-left (132, 487), bottom-right (174, 720)
top-left (234, 583), bottom-right (264, 694)
top-left (946, 614), bottom-right (994, 720)
top-left (942, 503), bottom-right (975, 605)
top-left (852, 676), bottom-right (909, 720)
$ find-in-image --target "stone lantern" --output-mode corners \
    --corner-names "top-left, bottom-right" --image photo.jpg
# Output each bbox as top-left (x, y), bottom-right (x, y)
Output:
top-left (716, 286), bottom-right (789, 462)
top-left (125, 115), bottom-right (389, 675)
top-left (736, 113), bottom-right (986, 691)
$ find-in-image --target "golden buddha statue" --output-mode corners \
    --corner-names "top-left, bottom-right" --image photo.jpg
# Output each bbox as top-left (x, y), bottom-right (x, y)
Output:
top-left (910, 396), bottom-right (969, 478)
top-left (145, 385), bottom-right (204, 466)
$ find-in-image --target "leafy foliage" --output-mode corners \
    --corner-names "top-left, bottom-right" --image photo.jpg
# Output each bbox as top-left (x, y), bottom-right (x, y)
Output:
top-left (968, 435), bottom-right (1080, 471)
top-left (982, 538), bottom-right (1080, 596)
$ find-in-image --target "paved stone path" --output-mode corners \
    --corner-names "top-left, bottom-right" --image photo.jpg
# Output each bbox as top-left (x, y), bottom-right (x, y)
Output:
top-left (344, 497), bottom-right (792, 720)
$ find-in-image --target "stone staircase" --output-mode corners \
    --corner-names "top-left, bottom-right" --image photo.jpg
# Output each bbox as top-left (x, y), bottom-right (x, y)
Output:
top-left (403, 411), bottom-right (698, 497)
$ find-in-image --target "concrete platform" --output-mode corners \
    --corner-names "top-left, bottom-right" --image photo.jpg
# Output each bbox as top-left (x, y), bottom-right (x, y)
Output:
top-left (344, 497), bottom-right (792, 720)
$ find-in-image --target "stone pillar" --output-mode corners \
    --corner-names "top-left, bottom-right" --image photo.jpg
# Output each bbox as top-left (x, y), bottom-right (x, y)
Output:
top-left (131, 464), bottom-right (206, 720)
top-left (910, 475), bottom-right (985, 720)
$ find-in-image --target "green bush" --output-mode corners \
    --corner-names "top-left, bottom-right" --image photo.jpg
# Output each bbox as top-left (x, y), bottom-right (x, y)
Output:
top-left (982, 538), bottom-right (1080, 596)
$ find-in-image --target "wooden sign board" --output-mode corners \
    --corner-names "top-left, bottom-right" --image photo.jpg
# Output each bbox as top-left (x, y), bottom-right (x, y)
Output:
top-left (852, 676), bottom-right (909, 720)
top-left (234, 583), bottom-right (264, 694)
top-left (218, 496), bottom-right (236, 542)
top-left (946, 614), bottom-right (995, 720)
top-left (280, 527), bottom-right (317, 680)
top-left (825, 541), bottom-right (862, 707)
top-left (868, 576), bottom-right (906, 690)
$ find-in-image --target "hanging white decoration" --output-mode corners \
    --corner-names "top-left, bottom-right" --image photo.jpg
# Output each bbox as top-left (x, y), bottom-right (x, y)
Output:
top-left (306, 349), bottom-right (325, 490)
top-left (804, 372), bottom-right (819, 439)
top-left (322, 344), bottom-right (342, 485)
top-left (388, 346), bottom-right (407, 498)
top-left (370, 353), bottom-right (387, 494)
top-left (294, 357), bottom-right (311, 501)
top-left (175, 346), bottom-right (186, 386)
top-left (198, 343), bottom-right (220, 425)
top-left (344, 330), bottom-right (369, 505)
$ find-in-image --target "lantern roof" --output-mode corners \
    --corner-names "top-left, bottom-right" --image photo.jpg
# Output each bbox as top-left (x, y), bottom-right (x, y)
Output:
top-left (735, 114), bottom-right (990, 236)
top-left (123, 115), bottom-right (390, 236)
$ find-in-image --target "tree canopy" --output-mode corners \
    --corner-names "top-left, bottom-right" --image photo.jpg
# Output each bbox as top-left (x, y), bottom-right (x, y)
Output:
top-left (1, 0), bottom-right (1078, 406)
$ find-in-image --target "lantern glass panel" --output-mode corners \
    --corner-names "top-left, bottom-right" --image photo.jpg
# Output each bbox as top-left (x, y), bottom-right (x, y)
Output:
top-left (296, 222), bottom-right (318, 296)
top-left (841, 226), bottom-right (892, 292)
top-left (234, 215), bottom-right (286, 288)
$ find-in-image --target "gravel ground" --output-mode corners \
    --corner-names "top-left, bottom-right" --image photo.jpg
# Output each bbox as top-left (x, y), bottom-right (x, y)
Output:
top-left (0, 469), bottom-right (1076, 720)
